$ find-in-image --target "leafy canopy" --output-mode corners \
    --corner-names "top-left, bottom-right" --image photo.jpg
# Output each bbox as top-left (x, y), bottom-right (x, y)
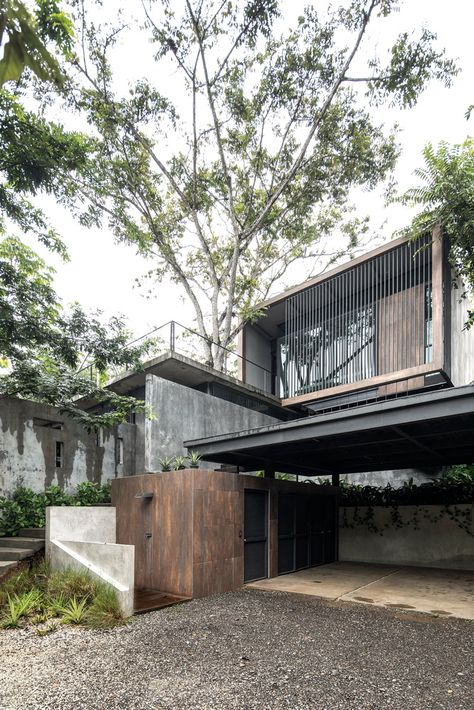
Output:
top-left (61, 0), bottom-right (457, 367)
top-left (0, 0), bottom-right (74, 86)
top-left (0, 236), bottom-right (148, 431)
top-left (396, 139), bottom-right (474, 327)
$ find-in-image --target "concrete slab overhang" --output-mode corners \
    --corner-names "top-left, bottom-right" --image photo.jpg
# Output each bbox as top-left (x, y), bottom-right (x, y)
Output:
top-left (79, 351), bottom-right (287, 416)
top-left (184, 385), bottom-right (474, 475)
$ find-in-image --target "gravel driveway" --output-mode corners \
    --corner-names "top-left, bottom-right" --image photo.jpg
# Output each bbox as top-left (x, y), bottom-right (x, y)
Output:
top-left (0, 588), bottom-right (472, 710)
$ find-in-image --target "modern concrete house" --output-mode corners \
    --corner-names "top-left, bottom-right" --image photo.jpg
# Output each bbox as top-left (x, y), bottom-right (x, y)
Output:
top-left (3, 230), bottom-right (474, 607)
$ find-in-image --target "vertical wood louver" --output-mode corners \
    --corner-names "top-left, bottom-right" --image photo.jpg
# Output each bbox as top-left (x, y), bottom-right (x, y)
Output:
top-left (280, 236), bottom-right (433, 399)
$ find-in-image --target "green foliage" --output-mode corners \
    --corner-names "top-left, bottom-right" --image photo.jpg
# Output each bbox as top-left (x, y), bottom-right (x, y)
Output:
top-left (84, 582), bottom-right (124, 629)
top-left (0, 564), bottom-right (125, 630)
top-left (172, 456), bottom-right (187, 471)
top-left (188, 450), bottom-right (202, 467)
top-left (1, 588), bottom-right (43, 628)
top-left (74, 481), bottom-right (111, 506)
top-left (337, 467), bottom-right (474, 507)
top-left (56, 596), bottom-right (88, 624)
top-left (395, 139), bottom-right (474, 327)
top-left (159, 456), bottom-right (175, 472)
top-left (0, 482), bottom-right (112, 536)
top-left (0, 235), bottom-right (150, 431)
top-left (337, 467), bottom-right (473, 536)
top-left (61, 0), bottom-right (456, 365)
top-left (46, 569), bottom-right (96, 602)
top-left (0, 0), bottom-right (74, 87)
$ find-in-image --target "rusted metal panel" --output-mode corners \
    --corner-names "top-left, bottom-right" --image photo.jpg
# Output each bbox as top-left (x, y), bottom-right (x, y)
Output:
top-left (113, 471), bottom-right (338, 599)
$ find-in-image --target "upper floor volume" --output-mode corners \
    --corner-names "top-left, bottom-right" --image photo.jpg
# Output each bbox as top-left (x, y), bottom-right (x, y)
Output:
top-left (239, 227), bottom-right (474, 411)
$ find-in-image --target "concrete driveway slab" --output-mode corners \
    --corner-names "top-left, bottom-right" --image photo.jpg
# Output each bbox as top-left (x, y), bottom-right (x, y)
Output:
top-left (247, 561), bottom-right (399, 599)
top-left (341, 565), bottom-right (474, 620)
top-left (247, 562), bottom-right (474, 620)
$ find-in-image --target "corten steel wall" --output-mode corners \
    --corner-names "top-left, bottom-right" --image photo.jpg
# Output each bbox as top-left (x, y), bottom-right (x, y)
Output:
top-left (112, 470), bottom-right (338, 598)
top-left (0, 397), bottom-right (135, 496)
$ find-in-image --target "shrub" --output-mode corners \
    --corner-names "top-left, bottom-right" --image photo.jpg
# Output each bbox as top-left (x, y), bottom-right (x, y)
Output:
top-left (74, 481), bottom-right (110, 506)
top-left (0, 481), bottom-right (112, 536)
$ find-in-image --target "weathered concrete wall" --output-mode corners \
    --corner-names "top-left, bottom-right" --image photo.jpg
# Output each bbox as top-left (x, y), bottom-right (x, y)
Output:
top-left (450, 286), bottom-right (474, 387)
top-left (339, 504), bottom-right (474, 570)
top-left (144, 375), bottom-right (279, 472)
top-left (0, 397), bottom-right (135, 496)
top-left (341, 468), bottom-right (441, 488)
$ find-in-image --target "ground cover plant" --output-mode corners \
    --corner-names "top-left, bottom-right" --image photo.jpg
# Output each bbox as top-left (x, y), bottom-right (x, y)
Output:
top-left (0, 560), bottom-right (125, 633)
top-left (0, 481), bottom-right (112, 537)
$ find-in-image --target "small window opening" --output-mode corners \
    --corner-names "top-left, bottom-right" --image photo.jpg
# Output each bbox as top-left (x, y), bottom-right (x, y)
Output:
top-left (116, 437), bottom-right (124, 465)
top-left (34, 418), bottom-right (64, 430)
top-left (55, 441), bottom-right (64, 468)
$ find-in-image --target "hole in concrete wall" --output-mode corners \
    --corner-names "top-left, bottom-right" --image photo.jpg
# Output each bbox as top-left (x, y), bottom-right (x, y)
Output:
top-left (33, 417), bottom-right (64, 430)
top-left (116, 437), bottom-right (124, 465)
top-left (55, 441), bottom-right (64, 468)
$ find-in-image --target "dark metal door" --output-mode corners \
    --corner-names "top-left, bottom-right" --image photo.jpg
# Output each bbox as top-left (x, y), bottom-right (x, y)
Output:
top-left (278, 494), bottom-right (336, 575)
top-left (244, 490), bottom-right (268, 583)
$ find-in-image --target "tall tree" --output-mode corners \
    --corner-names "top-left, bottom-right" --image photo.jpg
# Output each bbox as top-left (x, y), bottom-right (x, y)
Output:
top-left (0, 2), bottom-right (149, 429)
top-left (396, 138), bottom-right (474, 327)
top-left (64, 0), bottom-right (456, 368)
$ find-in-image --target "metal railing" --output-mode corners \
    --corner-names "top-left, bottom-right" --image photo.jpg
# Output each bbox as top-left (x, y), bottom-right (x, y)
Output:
top-left (81, 320), bottom-right (275, 395)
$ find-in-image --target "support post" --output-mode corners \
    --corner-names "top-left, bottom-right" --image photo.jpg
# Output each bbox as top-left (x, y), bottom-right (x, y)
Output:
top-left (332, 473), bottom-right (340, 487)
top-left (264, 464), bottom-right (275, 479)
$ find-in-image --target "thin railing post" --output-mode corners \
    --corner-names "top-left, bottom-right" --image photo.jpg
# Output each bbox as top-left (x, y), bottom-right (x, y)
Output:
top-left (170, 321), bottom-right (175, 352)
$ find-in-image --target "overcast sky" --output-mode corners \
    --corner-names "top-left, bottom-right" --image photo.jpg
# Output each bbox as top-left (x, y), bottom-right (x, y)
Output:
top-left (30, 0), bottom-right (474, 340)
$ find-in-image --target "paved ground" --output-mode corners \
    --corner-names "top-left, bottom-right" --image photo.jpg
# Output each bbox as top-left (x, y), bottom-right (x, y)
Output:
top-left (248, 562), bottom-right (474, 620)
top-left (1, 588), bottom-right (473, 709)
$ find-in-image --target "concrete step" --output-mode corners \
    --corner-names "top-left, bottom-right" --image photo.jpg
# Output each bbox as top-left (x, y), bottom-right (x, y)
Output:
top-left (0, 560), bottom-right (16, 574)
top-left (0, 538), bottom-right (45, 552)
top-left (18, 528), bottom-right (45, 539)
top-left (0, 547), bottom-right (35, 562)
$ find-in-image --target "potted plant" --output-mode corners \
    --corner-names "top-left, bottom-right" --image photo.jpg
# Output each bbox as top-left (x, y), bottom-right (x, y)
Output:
top-left (173, 455), bottom-right (187, 470)
top-left (188, 451), bottom-right (202, 469)
top-left (159, 456), bottom-right (174, 472)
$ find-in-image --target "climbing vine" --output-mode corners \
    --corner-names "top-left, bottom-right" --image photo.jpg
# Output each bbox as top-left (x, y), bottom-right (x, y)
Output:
top-left (341, 503), bottom-right (473, 536)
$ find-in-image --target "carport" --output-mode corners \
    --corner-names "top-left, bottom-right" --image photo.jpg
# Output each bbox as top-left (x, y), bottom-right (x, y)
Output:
top-left (184, 385), bottom-right (474, 476)
top-left (184, 386), bottom-right (474, 606)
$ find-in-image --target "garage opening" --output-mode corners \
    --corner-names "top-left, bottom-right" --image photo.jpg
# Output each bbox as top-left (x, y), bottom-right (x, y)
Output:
top-left (278, 493), bottom-right (337, 575)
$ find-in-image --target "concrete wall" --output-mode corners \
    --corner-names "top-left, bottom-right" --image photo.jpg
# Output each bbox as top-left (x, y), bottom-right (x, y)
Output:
top-left (339, 504), bottom-right (474, 570)
top-left (243, 325), bottom-right (273, 392)
top-left (144, 375), bottom-right (279, 472)
top-left (46, 505), bottom-right (116, 549)
top-left (449, 285), bottom-right (474, 387)
top-left (46, 506), bottom-right (134, 616)
top-left (0, 397), bottom-right (135, 496)
top-left (341, 467), bottom-right (442, 488)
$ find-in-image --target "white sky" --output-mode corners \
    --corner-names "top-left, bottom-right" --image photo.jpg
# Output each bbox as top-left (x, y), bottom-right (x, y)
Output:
top-left (24, 0), bottom-right (474, 339)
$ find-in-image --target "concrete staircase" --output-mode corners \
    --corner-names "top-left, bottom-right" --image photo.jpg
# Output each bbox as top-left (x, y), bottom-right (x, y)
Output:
top-left (0, 528), bottom-right (45, 578)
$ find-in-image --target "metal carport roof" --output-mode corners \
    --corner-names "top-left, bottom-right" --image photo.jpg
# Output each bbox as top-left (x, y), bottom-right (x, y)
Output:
top-left (184, 386), bottom-right (474, 475)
